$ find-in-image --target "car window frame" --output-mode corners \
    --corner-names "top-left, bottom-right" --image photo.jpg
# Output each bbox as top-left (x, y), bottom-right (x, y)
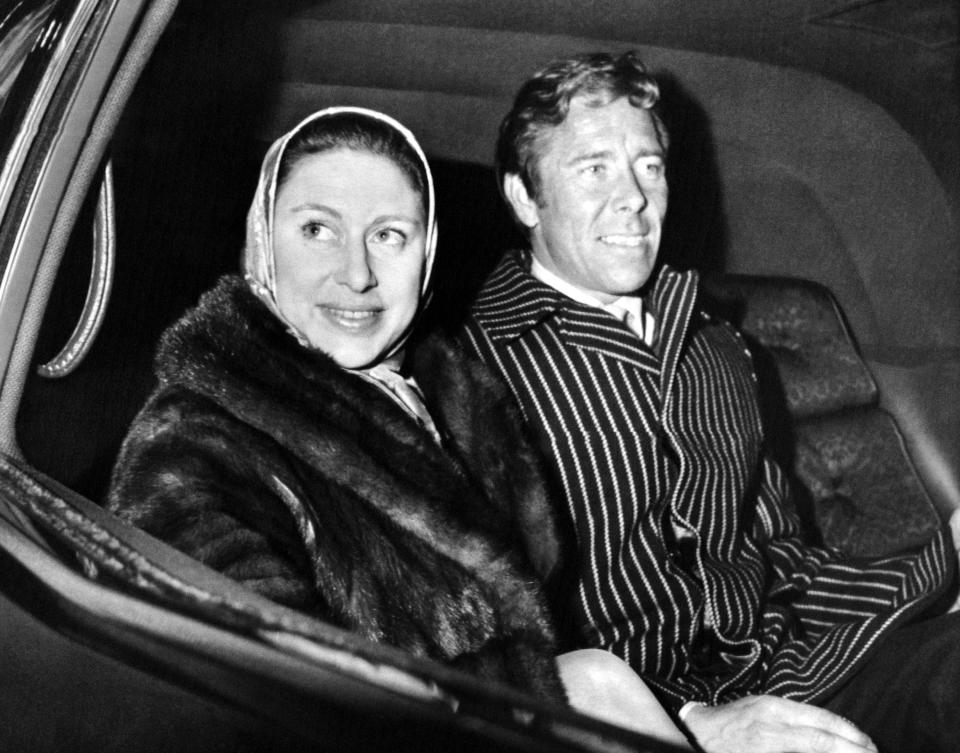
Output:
top-left (0, 0), bottom-right (163, 456)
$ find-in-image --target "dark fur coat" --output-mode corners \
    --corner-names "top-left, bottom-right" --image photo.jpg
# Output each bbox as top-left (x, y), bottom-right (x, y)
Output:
top-left (107, 275), bottom-right (566, 701)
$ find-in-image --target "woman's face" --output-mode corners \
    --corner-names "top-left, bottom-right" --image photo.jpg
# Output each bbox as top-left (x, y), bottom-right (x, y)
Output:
top-left (273, 148), bottom-right (426, 368)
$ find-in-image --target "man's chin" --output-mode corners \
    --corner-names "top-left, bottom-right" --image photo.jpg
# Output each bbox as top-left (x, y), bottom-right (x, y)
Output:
top-left (610, 270), bottom-right (657, 296)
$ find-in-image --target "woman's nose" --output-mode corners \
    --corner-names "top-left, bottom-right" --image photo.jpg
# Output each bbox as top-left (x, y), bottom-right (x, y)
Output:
top-left (335, 238), bottom-right (377, 292)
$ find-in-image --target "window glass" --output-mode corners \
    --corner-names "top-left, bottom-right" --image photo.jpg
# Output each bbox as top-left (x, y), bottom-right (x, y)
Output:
top-left (0, 1), bottom-right (58, 109)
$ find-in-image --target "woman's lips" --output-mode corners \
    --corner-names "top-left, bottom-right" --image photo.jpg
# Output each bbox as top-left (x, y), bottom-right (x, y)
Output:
top-left (319, 305), bottom-right (381, 331)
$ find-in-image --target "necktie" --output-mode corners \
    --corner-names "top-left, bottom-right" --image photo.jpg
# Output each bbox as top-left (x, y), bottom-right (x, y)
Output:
top-left (605, 301), bottom-right (656, 346)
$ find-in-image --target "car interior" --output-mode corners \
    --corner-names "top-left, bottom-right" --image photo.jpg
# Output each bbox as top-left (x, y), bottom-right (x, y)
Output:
top-left (1, 0), bottom-right (958, 750)
top-left (15, 0), bottom-right (960, 552)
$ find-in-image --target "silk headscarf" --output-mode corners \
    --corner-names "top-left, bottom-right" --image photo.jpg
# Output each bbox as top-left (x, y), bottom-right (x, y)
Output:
top-left (242, 106), bottom-right (438, 356)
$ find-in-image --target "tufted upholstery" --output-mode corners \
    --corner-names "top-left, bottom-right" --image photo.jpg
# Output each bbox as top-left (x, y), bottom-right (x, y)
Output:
top-left (703, 275), bottom-right (942, 557)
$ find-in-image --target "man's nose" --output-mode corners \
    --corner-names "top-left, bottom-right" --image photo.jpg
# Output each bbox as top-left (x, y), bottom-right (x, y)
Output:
top-left (335, 237), bottom-right (377, 292)
top-left (615, 170), bottom-right (647, 214)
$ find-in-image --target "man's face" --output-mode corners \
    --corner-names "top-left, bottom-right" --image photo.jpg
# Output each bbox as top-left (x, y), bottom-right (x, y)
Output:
top-left (507, 96), bottom-right (668, 303)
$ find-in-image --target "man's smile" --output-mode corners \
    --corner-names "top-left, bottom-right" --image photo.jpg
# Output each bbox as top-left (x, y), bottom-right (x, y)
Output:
top-left (599, 234), bottom-right (646, 247)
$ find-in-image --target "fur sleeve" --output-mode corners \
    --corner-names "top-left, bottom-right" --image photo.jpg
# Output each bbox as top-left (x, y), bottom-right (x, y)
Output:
top-left (412, 334), bottom-right (566, 583)
top-left (106, 388), bottom-right (322, 613)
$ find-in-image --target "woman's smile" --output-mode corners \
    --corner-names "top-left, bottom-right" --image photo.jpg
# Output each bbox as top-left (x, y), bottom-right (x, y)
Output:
top-left (272, 148), bottom-right (426, 368)
top-left (318, 304), bottom-right (383, 331)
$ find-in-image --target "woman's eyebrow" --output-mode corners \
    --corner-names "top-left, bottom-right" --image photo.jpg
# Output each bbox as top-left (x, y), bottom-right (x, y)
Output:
top-left (288, 202), bottom-right (340, 218)
top-left (371, 214), bottom-right (425, 230)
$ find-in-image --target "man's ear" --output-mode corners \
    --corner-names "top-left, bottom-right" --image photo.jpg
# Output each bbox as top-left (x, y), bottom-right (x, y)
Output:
top-left (503, 173), bottom-right (539, 230)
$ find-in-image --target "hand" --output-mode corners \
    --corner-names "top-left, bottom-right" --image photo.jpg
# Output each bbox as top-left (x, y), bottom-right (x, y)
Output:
top-left (682, 695), bottom-right (877, 753)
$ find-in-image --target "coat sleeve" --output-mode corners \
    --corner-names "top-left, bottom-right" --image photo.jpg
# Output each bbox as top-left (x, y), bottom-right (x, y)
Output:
top-left (106, 389), bottom-right (323, 614)
top-left (751, 454), bottom-right (838, 589)
top-left (752, 452), bottom-right (950, 629)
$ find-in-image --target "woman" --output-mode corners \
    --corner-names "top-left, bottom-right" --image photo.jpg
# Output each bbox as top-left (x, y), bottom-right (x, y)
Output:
top-left (106, 107), bottom-right (687, 744)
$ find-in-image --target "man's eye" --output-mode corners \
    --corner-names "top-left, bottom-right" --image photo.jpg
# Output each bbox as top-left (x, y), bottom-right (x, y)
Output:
top-left (370, 228), bottom-right (406, 246)
top-left (581, 164), bottom-right (605, 176)
top-left (639, 159), bottom-right (665, 179)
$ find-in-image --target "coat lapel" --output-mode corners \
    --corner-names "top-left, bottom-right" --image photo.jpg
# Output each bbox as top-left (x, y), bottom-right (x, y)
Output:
top-left (555, 304), bottom-right (660, 373)
top-left (474, 251), bottom-right (700, 378)
top-left (648, 266), bottom-right (699, 406)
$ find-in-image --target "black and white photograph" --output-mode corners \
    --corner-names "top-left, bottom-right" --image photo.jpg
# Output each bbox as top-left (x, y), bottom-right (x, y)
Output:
top-left (0, 1), bottom-right (957, 751)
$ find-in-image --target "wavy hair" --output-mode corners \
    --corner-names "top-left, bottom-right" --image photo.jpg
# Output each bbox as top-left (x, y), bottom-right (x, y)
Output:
top-left (496, 51), bottom-right (668, 200)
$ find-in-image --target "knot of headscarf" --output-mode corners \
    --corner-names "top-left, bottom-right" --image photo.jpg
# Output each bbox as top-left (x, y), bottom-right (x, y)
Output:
top-left (241, 106), bottom-right (441, 438)
top-left (358, 361), bottom-right (441, 444)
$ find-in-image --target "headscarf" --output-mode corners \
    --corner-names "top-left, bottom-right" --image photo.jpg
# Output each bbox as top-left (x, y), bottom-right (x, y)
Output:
top-left (242, 106), bottom-right (441, 440)
top-left (242, 106), bottom-right (438, 355)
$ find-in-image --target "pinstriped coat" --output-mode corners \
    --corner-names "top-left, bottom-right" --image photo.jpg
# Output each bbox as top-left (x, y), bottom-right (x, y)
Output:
top-left (462, 250), bottom-right (952, 709)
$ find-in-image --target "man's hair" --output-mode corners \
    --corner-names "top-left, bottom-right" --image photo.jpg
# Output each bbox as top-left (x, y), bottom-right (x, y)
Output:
top-left (495, 51), bottom-right (668, 201)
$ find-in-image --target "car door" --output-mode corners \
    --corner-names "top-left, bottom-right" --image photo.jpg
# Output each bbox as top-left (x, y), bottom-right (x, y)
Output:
top-left (0, 2), bottom-right (669, 751)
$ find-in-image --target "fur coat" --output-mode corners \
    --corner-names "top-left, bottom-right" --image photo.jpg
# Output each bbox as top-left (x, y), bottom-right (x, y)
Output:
top-left (107, 274), bottom-right (566, 702)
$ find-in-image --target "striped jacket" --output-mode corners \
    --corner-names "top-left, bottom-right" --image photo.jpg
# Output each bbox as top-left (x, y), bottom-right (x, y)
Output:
top-left (462, 250), bottom-right (951, 708)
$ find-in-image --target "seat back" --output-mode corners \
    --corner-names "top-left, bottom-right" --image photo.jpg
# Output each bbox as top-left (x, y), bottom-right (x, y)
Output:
top-left (703, 275), bottom-right (942, 556)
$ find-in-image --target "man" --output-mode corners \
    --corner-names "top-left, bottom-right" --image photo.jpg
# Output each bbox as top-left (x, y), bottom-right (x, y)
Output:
top-left (462, 51), bottom-right (958, 752)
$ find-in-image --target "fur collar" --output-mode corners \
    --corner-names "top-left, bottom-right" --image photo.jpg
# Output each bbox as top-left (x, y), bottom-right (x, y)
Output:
top-left (155, 275), bottom-right (561, 582)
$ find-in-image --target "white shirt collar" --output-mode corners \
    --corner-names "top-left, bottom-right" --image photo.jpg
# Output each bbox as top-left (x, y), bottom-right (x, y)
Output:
top-left (529, 255), bottom-right (655, 344)
top-left (530, 256), bottom-right (606, 307)
top-left (529, 255), bottom-right (643, 318)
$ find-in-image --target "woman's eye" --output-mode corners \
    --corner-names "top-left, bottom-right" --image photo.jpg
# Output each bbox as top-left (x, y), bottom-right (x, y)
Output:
top-left (370, 228), bottom-right (406, 246)
top-left (302, 221), bottom-right (335, 241)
